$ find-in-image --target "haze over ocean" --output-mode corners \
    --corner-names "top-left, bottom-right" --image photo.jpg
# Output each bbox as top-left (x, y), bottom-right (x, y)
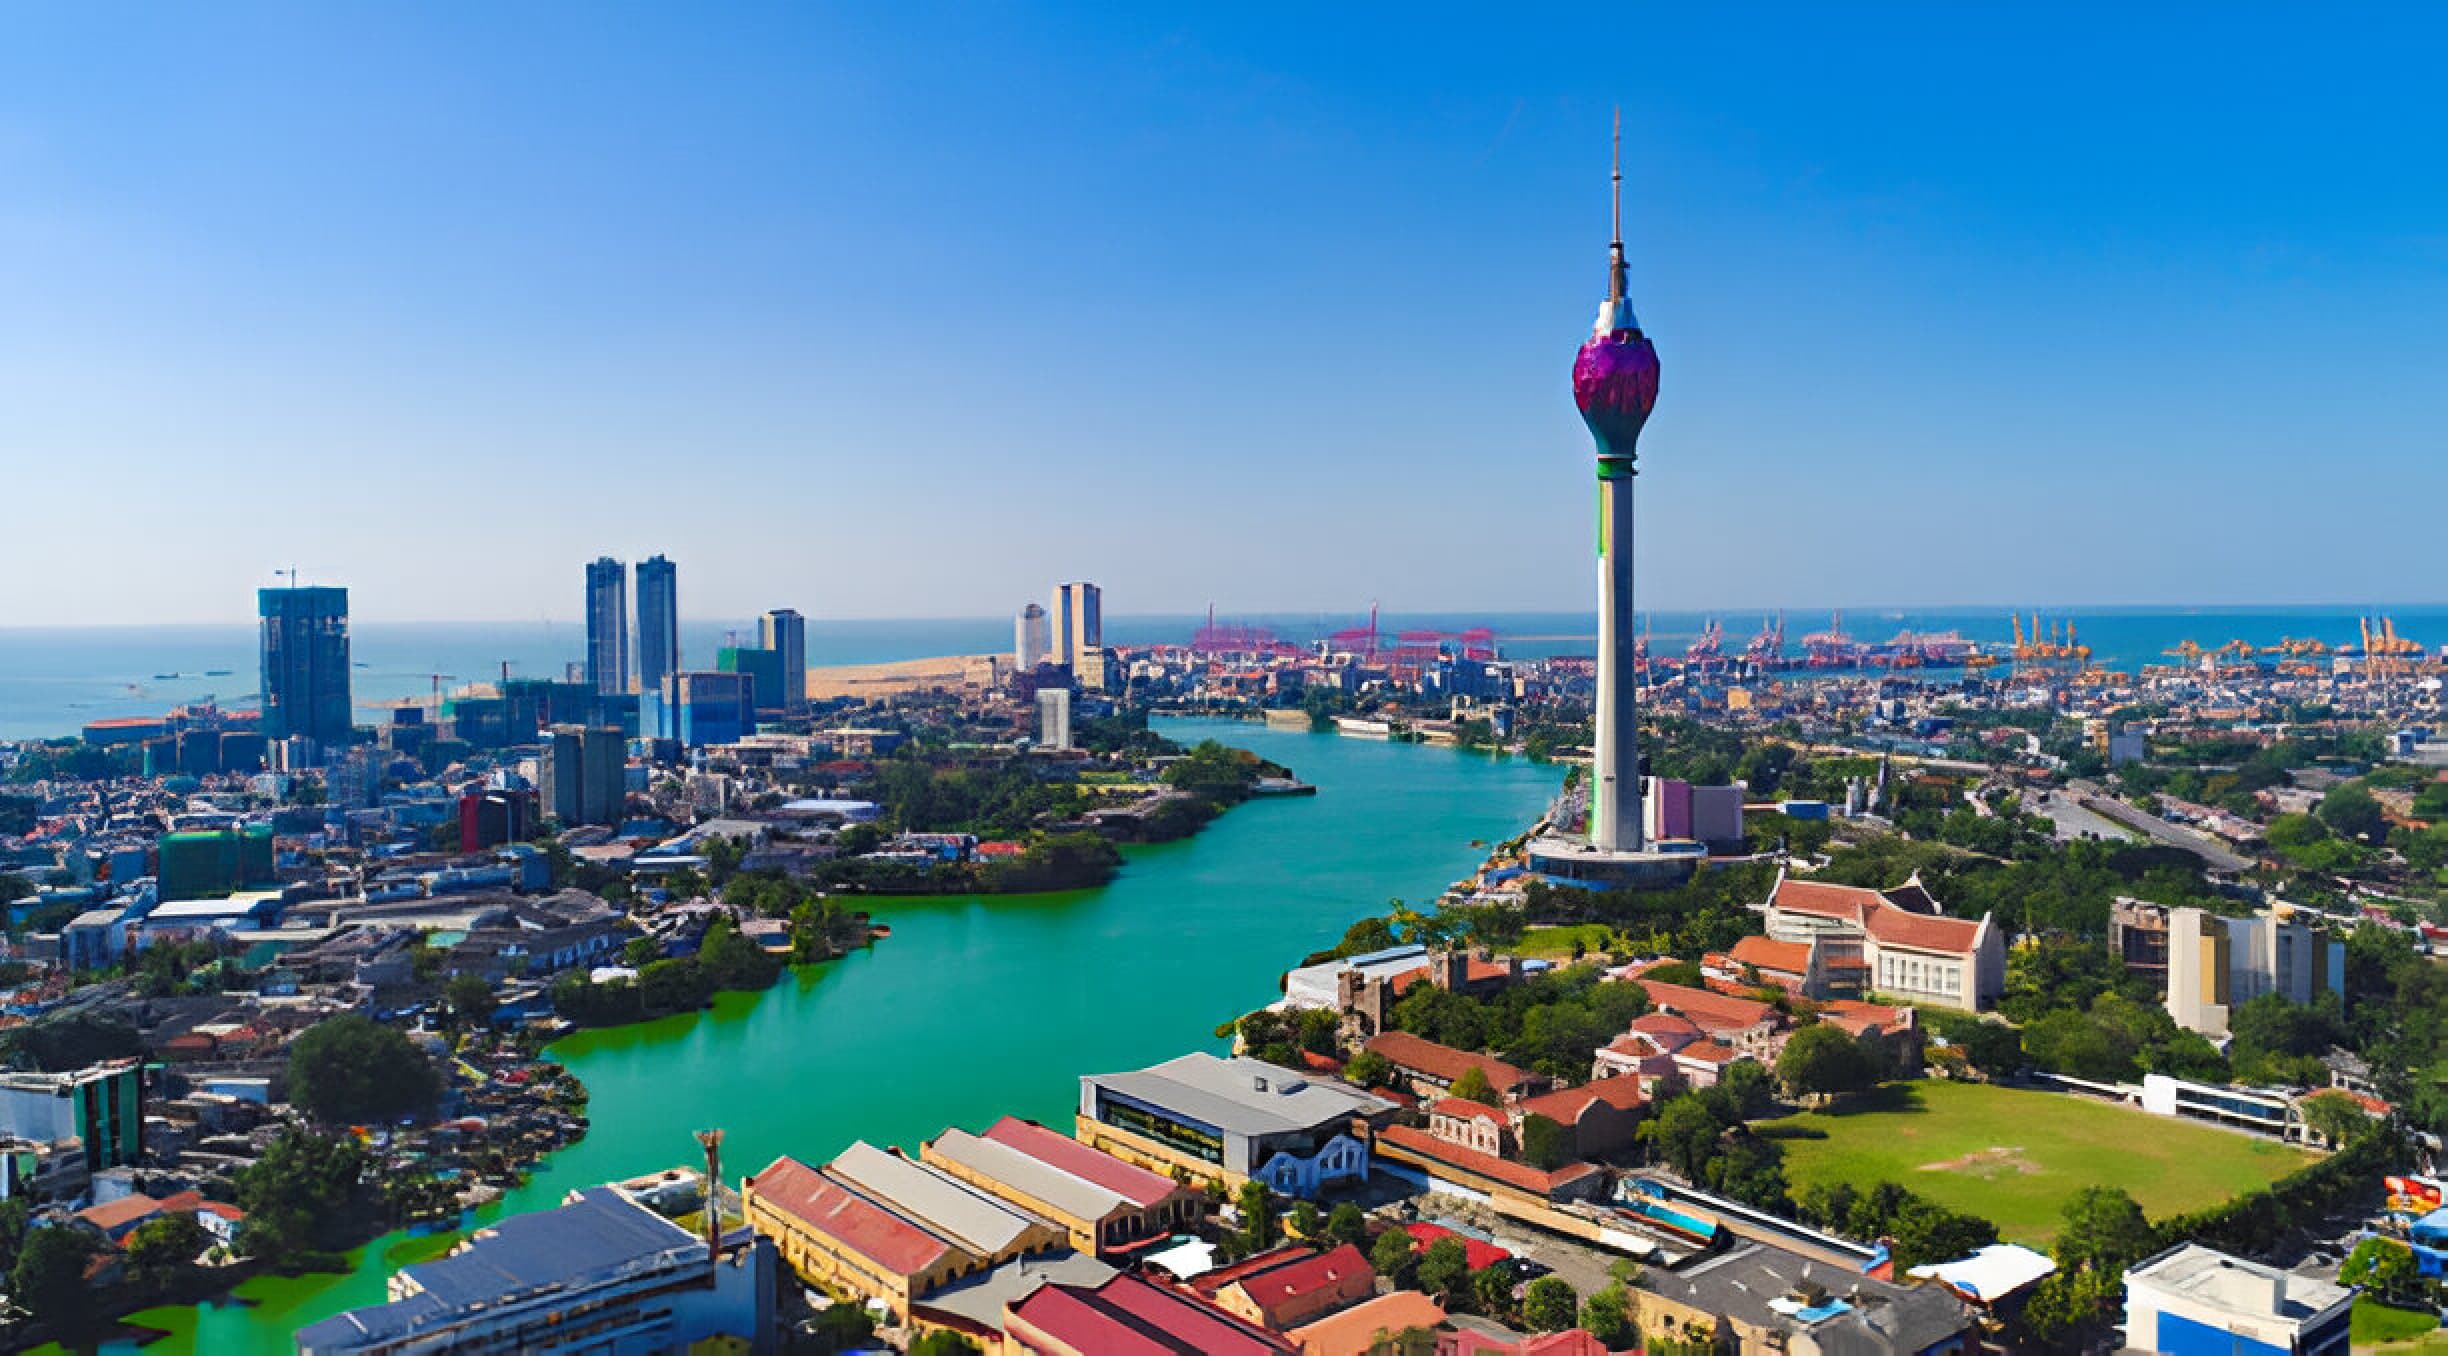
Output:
top-left (6, 604), bottom-right (2444, 742)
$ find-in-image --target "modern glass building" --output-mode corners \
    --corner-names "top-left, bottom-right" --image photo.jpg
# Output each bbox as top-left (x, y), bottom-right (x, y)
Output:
top-left (636, 555), bottom-right (679, 698)
top-left (759, 608), bottom-right (807, 712)
top-left (585, 556), bottom-right (630, 696)
top-left (717, 646), bottom-right (787, 718)
top-left (258, 586), bottom-right (352, 748)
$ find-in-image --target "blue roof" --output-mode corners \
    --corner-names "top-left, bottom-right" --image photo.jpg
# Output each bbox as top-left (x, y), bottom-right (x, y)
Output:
top-left (297, 1190), bottom-right (702, 1349)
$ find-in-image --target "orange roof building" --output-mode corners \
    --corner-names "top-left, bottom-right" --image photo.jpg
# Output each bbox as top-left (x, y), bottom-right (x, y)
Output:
top-left (1764, 870), bottom-right (2004, 1012)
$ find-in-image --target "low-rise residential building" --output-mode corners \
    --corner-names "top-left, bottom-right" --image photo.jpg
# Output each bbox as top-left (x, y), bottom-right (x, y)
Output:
top-left (1003, 1269), bottom-right (1296, 1354)
top-left (1362, 1031), bottom-right (1549, 1103)
top-left (1288, 1288), bottom-right (1448, 1356)
top-left (2121, 1242), bottom-right (2350, 1356)
top-left (295, 1187), bottom-right (774, 1355)
top-left (1211, 1243), bottom-right (1376, 1332)
top-left (1076, 1052), bottom-right (1395, 1197)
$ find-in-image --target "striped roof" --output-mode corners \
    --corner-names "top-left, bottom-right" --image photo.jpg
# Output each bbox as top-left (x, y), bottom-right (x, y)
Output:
top-left (747, 1154), bottom-right (955, 1277)
top-left (979, 1115), bottom-right (1179, 1208)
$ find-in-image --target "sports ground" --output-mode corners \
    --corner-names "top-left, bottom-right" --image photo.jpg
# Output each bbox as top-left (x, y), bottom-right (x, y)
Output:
top-left (1761, 1080), bottom-right (2315, 1244)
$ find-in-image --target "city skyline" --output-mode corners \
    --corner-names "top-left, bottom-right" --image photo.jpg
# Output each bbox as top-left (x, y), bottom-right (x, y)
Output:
top-left (6, 6), bottom-right (2448, 626)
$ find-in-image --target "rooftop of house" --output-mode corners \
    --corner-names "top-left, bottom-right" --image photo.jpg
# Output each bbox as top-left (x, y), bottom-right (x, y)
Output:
top-left (1728, 935), bottom-right (1814, 975)
top-left (1376, 1123), bottom-right (1604, 1198)
top-left (1363, 1031), bottom-right (1541, 1092)
top-left (1286, 1289), bottom-right (1448, 1356)
top-left (1638, 1240), bottom-right (1973, 1353)
top-left (1516, 1073), bottom-right (1647, 1123)
top-left (1008, 1270), bottom-right (1296, 1355)
top-left (1630, 979), bottom-right (1777, 1036)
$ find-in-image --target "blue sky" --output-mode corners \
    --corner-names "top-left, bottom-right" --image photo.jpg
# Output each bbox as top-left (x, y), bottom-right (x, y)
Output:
top-left (2, 4), bottom-right (2443, 625)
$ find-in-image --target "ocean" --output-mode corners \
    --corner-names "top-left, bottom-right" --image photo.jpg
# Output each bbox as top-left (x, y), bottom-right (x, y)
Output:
top-left (2, 605), bottom-right (2443, 744)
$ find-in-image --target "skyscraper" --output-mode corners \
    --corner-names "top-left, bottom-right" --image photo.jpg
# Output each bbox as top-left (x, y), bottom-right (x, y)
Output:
top-left (258, 585), bottom-right (353, 749)
top-left (540, 724), bottom-right (627, 828)
top-left (1055, 581), bottom-right (1103, 690)
top-left (1015, 603), bottom-right (1051, 670)
top-left (1572, 117), bottom-right (1661, 856)
top-left (585, 557), bottom-right (630, 697)
top-left (759, 608), bottom-right (807, 712)
top-left (636, 555), bottom-right (679, 699)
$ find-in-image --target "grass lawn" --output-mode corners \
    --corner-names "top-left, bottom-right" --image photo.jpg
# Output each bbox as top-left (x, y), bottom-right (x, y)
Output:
top-left (1513, 923), bottom-right (1617, 959)
top-left (2354, 1298), bottom-right (2445, 1350)
top-left (1761, 1080), bottom-right (2314, 1244)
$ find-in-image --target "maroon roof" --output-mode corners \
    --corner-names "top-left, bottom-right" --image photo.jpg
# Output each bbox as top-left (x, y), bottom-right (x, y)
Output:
top-left (1007, 1271), bottom-right (1295, 1355)
top-left (979, 1115), bottom-right (1179, 1209)
top-left (1363, 1030), bottom-right (1538, 1092)
top-left (747, 1154), bottom-right (952, 1276)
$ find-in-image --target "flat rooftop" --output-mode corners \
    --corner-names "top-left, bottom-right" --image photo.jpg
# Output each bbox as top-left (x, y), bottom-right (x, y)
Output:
top-left (2127, 1242), bottom-right (2351, 1320)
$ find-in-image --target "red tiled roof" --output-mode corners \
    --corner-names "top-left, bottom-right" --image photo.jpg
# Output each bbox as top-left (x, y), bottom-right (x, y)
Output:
top-left (1012, 1271), bottom-right (1296, 1355)
top-left (1287, 1289), bottom-right (1448, 1356)
top-left (1815, 999), bottom-right (1908, 1036)
top-left (75, 1194), bottom-right (162, 1234)
top-left (979, 1116), bottom-right (1179, 1209)
top-left (1729, 935), bottom-right (1812, 976)
top-left (1516, 1073), bottom-right (1647, 1124)
top-left (1633, 979), bottom-right (1775, 1038)
top-left (1376, 1123), bottom-right (1603, 1198)
top-left (1363, 1031), bottom-right (1537, 1092)
top-left (746, 1154), bottom-right (952, 1276)
top-left (1191, 1245), bottom-right (1318, 1298)
top-left (1863, 908), bottom-right (1984, 955)
top-left (1224, 1243), bottom-right (1372, 1310)
top-left (1429, 1097), bottom-right (1507, 1124)
top-left (1628, 1012), bottom-right (1702, 1043)
top-left (1768, 878), bottom-right (1887, 922)
top-left (1402, 1221), bottom-right (1512, 1270)
top-left (1674, 1040), bottom-right (1739, 1067)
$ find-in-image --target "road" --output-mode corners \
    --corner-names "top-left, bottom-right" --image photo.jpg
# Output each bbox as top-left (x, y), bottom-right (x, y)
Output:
top-left (2028, 792), bottom-right (2141, 845)
top-left (2066, 782), bottom-right (2256, 872)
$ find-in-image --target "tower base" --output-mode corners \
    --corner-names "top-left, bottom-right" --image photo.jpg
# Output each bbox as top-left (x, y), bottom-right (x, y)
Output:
top-left (1524, 835), bottom-right (1701, 889)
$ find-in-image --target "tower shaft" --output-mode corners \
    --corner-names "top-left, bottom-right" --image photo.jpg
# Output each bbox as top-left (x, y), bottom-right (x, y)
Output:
top-left (1592, 470), bottom-right (1642, 852)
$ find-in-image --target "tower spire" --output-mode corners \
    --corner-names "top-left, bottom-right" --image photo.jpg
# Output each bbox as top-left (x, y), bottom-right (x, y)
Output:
top-left (1610, 108), bottom-right (1624, 292)
top-left (1599, 108), bottom-right (1636, 337)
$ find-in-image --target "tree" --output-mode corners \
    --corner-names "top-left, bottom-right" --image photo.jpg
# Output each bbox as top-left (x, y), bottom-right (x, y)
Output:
top-left (805, 1300), bottom-right (876, 1353)
top-left (908, 1334), bottom-right (982, 1356)
top-left (1524, 1275), bottom-right (1579, 1331)
top-left (1519, 1112), bottom-right (1574, 1171)
top-left (1235, 1180), bottom-right (1277, 1254)
top-left (2300, 1089), bottom-right (2373, 1147)
top-left (12, 1225), bottom-right (93, 1321)
top-left (2053, 1186), bottom-right (2155, 1275)
top-left (2341, 1237), bottom-right (2422, 1307)
top-left (235, 1127), bottom-right (371, 1257)
top-left (126, 1211), bottom-right (209, 1283)
top-left (1326, 1202), bottom-right (1370, 1249)
top-left (1471, 1263), bottom-right (1517, 1320)
top-left (1777, 1023), bottom-right (1879, 1100)
top-left (1416, 1236), bottom-right (1471, 1301)
top-left (2317, 782), bottom-right (2387, 843)
top-left (1447, 1065), bottom-right (1501, 1107)
top-left (0, 1197), bottom-right (26, 1276)
top-left (1638, 1095), bottom-right (1727, 1180)
top-left (1288, 1201), bottom-right (1322, 1240)
top-left (442, 974), bottom-right (497, 1031)
top-left (1580, 1281), bottom-right (1638, 1350)
top-left (1371, 1225), bottom-right (1420, 1286)
top-left (287, 1015), bottom-right (443, 1126)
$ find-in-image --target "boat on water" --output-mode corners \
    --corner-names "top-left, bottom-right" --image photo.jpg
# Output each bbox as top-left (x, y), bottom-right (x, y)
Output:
top-left (1334, 716), bottom-right (1396, 739)
top-left (204, 668), bottom-right (232, 676)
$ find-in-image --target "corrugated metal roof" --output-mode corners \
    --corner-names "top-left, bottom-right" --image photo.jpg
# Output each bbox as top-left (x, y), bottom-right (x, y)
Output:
top-left (827, 1141), bottom-right (1043, 1258)
top-left (926, 1128), bottom-right (1126, 1224)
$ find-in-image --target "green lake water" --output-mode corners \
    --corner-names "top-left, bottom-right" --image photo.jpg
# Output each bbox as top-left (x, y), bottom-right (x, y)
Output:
top-left (69, 719), bottom-right (1558, 1354)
